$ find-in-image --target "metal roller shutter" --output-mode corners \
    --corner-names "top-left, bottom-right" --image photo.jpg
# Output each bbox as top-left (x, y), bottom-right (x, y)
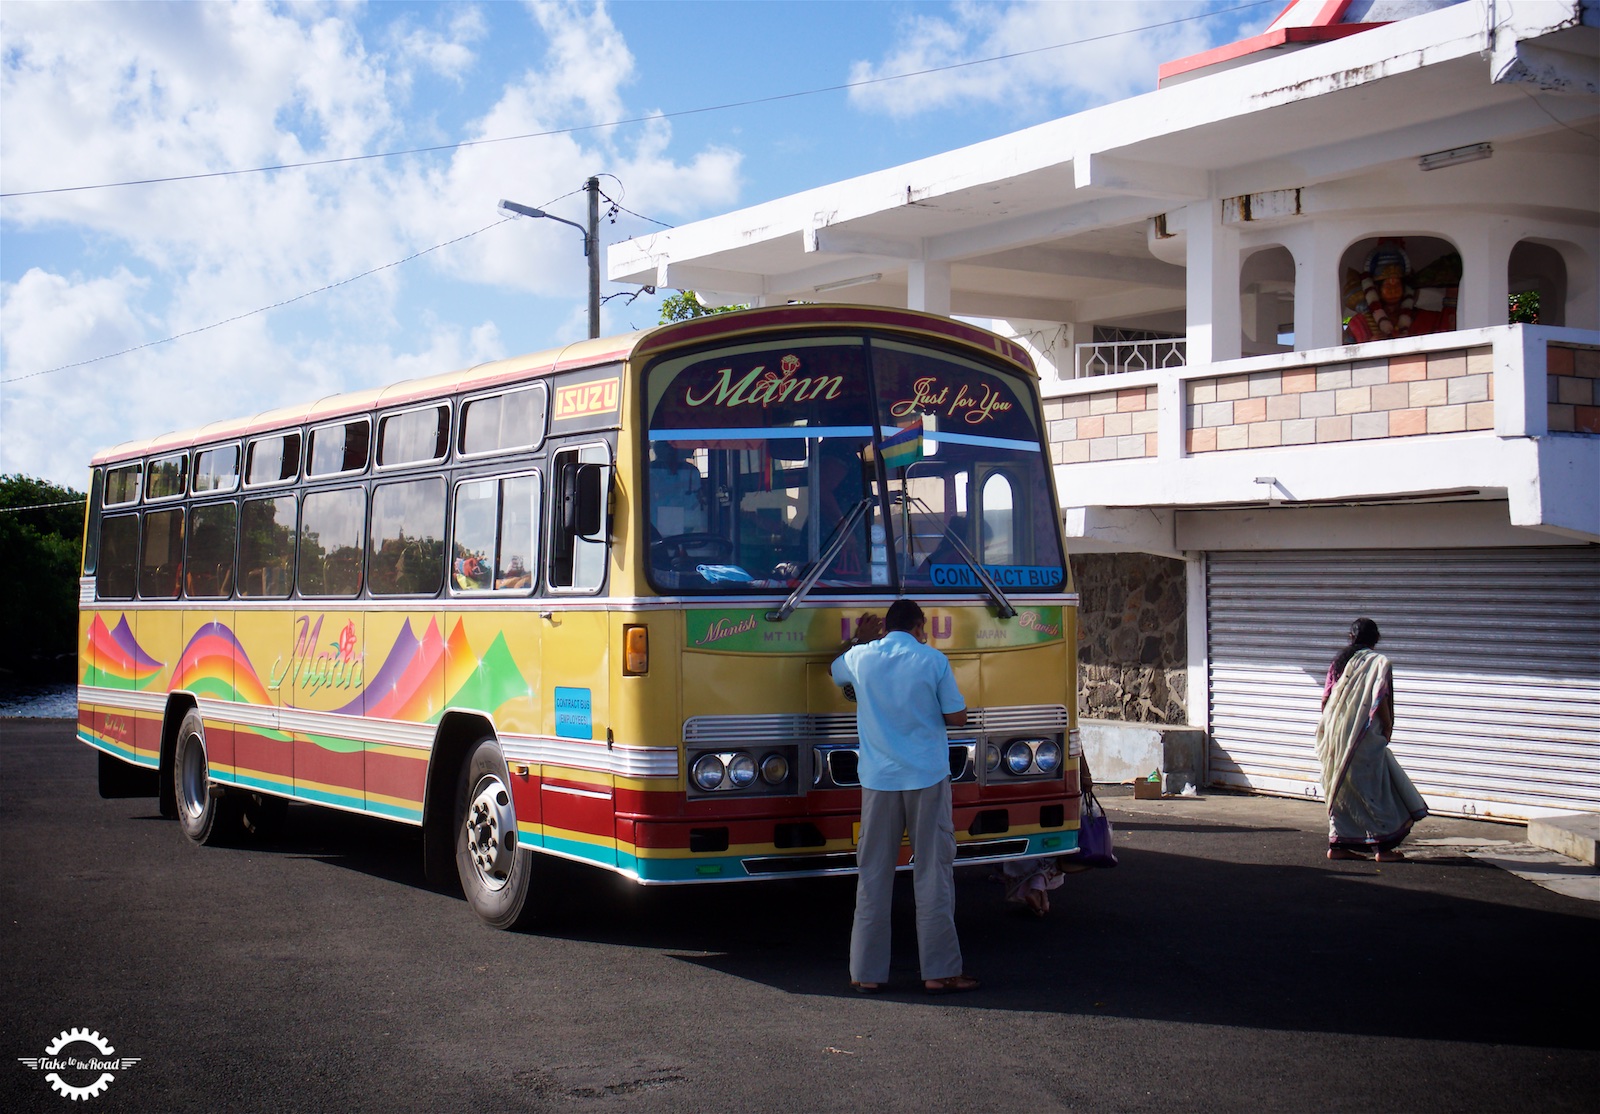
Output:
top-left (1206, 547), bottom-right (1600, 821)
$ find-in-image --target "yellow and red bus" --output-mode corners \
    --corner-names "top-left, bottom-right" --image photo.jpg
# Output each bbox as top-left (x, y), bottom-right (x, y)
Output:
top-left (79, 304), bottom-right (1082, 928)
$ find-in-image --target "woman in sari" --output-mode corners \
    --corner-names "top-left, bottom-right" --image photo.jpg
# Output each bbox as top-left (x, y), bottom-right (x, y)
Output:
top-left (1314, 619), bottom-right (1428, 861)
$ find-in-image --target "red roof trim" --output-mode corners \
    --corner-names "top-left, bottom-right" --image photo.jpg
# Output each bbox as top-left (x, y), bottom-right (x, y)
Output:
top-left (1158, 21), bottom-right (1383, 82)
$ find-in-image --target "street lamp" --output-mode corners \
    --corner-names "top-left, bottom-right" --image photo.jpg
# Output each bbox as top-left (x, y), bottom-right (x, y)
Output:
top-left (500, 176), bottom-right (601, 339)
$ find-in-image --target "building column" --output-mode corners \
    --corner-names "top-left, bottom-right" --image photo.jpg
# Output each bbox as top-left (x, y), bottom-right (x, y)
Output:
top-left (1184, 554), bottom-right (1209, 732)
top-left (1184, 200), bottom-right (1240, 365)
top-left (907, 260), bottom-right (951, 316)
top-left (1287, 222), bottom-right (1346, 351)
top-left (1454, 219), bottom-right (1514, 331)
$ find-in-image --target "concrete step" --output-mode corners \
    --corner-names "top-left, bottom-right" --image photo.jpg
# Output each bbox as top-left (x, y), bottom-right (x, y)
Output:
top-left (1526, 813), bottom-right (1600, 868)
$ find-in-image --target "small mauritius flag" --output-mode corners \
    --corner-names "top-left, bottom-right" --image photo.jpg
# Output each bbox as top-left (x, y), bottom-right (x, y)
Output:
top-left (878, 419), bottom-right (924, 469)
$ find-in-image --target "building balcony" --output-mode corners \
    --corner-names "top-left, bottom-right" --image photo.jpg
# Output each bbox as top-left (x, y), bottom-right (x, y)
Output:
top-left (1043, 324), bottom-right (1600, 550)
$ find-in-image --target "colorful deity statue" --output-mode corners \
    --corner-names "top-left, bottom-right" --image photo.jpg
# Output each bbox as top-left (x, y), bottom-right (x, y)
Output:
top-left (1343, 238), bottom-right (1458, 343)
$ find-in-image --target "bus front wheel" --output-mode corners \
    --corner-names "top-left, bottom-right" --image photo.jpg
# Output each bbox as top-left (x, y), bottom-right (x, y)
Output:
top-left (454, 737), bottom-right (539, 929)
top-left (173, 709), bottom-right (238, 845)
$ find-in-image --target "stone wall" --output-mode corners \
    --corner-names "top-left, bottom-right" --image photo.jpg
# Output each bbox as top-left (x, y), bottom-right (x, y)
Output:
top-left (1547, 344), bottom-right (1600, 433)
top-left (1184, 345), bottom-right (1494, 451)
top-left (1073, 552), bottom-right (1188, 724)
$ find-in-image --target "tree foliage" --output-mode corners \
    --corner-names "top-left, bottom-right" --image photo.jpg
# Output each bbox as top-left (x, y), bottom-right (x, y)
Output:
top-left (659, 291), bottom-right (746, 323)
top-left (0, 475), bottom-right (86, 683)
top-left (1508, 290), bottom-right (1540, 325)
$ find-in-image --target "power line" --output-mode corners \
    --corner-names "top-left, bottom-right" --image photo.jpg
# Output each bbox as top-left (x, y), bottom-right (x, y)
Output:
top-left (0, 2), bottom-right (1272, 200)
top-left (0, 498), bottom-right (85, 513)
top-left (600, 189), bottom-right (672, 230)
top-left (1, 217), bottom-right (514, 384)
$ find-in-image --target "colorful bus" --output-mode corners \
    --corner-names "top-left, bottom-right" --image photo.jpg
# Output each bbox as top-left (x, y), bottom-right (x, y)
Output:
top-left (79, 304), bottom-right (1082, 928)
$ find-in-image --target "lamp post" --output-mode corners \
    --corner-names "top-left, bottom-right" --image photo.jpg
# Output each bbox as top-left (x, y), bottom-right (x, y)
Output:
top-left (499, 176), bottom-right (601, 339)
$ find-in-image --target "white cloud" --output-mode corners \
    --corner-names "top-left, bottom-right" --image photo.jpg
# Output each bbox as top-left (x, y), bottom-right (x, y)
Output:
top-left (391, 6), bottom-right (487, 85)
top-left (1, 268), bottom-right (150, 379)
top-left (0, 1), bottom-right (743, 487)
top-left (847, 0), bottom-right (1233, 117)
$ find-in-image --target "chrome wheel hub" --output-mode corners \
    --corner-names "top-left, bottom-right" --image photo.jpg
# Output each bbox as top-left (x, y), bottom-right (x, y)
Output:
top-left (465, 775), bottom-right (517, 891)
top-left (179, 733), bottom-right (208, 819)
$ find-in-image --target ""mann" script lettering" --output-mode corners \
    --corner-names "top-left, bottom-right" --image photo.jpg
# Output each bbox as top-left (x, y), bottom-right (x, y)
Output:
top-left (684, 365), bottom-right (843, 409)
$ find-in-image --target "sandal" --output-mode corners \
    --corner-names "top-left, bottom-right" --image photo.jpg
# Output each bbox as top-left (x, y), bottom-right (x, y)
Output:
top-left (1327, 847), bottom-right (1367, 860)
top-left (924, 974), bottom-right (980, 995)
top-left (850, 980), bottom-right (885, 994)
top-left (1374, 849), bottom-right (1408, 862)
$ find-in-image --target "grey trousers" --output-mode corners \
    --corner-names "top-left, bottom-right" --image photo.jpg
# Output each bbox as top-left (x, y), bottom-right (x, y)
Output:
top-left (850, 778), bottom-right (963, 984)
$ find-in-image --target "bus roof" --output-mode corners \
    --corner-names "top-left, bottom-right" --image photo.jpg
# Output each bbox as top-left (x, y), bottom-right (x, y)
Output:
top-left (89, 305), bottom-right (1034, 467)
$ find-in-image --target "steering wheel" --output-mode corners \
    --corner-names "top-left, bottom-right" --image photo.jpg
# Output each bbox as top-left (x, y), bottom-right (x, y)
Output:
top-left (650, 532), bottom-right (735, 573)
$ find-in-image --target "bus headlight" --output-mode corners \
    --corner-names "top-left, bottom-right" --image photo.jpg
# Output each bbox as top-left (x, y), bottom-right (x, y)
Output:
top-left (984, 743), bottom-right (1001, 773)
top-left (727, 752), bottom-right (758, 788)
top-left (1004, 740), bottom-right (1034, 775)
top-left (760, 753), bottom-right (790, 785)
top-left (691, 753), bottom-right (726, 791)
top-left (1034, 740), bottom-right (1063, 774)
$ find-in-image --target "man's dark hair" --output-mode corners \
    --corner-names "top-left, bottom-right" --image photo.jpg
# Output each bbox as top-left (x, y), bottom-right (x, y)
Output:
top-left (885, 599), bottom-right (924, 632)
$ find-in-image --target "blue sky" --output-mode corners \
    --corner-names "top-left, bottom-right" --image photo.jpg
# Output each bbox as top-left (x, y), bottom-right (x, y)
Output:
top-left (0, 1), bottom-right (1273, 488)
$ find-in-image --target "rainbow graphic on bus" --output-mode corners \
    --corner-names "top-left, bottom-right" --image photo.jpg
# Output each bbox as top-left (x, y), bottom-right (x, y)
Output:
top-left (171, 622), bottom-right (273, 705)
top-left (83, 615), bottom-right (164, 690)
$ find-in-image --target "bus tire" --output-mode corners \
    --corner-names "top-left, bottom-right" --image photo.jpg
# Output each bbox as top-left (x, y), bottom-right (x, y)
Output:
top-left (173, 709), bottom-right (238, 845)
top-left (454, 736), bottom-right (539, 929)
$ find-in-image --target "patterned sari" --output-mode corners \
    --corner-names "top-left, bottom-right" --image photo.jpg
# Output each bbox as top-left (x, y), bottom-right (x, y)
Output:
top-left (1313, 648), bottom-right (1428, 850)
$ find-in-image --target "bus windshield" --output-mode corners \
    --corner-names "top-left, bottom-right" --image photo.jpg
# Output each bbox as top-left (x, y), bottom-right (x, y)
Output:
top-left (644, 333), bottom-right (1065, 594)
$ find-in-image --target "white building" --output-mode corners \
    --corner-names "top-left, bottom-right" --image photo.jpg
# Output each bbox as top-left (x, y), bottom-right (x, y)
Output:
top-left (609, 0), bottom-right (1600, 821)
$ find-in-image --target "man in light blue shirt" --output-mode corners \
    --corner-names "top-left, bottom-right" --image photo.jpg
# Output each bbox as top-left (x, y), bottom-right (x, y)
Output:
top-left (831, 598), bottom-right (976, 995)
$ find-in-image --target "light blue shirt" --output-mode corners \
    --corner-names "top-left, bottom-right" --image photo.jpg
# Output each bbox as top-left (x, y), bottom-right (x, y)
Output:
top-left (650, 461), bottom-right (706, 535)
top-left (831, 630), bottom-right (966, 791)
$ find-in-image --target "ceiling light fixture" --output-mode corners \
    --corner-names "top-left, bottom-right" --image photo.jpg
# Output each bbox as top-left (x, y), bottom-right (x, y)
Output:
top-left (813, 273), bottom-right (882, 293)
top-left (1418, 143), bottom-right (1492, 171)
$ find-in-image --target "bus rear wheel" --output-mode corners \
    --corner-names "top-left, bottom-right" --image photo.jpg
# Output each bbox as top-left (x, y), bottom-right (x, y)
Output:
top-left (454, 737), bottom-right (539, 929)
top-left (173, 709), bottom-right (238, 845)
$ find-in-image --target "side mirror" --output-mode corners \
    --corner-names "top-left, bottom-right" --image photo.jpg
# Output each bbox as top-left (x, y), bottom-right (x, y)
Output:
top-left (567, 462), bottom-right (609, 539)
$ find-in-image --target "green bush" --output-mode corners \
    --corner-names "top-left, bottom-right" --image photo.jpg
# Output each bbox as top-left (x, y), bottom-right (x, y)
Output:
top-left (0, 475), bottom-right (86, 684)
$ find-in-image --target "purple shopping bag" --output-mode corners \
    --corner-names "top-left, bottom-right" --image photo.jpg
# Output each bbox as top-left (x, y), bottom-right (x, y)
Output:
top-left (1077, 789), bottom-right (1118, 868)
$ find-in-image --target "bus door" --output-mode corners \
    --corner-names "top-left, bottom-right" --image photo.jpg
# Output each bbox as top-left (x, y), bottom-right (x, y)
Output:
top-left (235, 492), bottom-right (299, 800)
top-left (446, 471), bottom-right (545, 833)
top-left (83, 472), bottom-right (141, 760)
top-left (363, 475), bottom-right (450, 823)
top-left (539, 439), bottom-right (616, 868)
top-left (134, 501), bottom-right (186, 761)
top-left (179, 499), bottom-right (242, 776)
top-left (289, 483), bottom-right (371, 813)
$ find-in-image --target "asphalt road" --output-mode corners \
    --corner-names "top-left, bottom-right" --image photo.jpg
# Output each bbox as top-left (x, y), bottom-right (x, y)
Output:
top-left (3, 719), bottom-right (1596, 1113)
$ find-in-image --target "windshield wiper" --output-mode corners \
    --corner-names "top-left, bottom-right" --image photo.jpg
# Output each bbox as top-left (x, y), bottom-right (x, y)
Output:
top-left (904, 493), bottom-right (1017, 619)
top-left (765, 497), bottom-right (874, 623)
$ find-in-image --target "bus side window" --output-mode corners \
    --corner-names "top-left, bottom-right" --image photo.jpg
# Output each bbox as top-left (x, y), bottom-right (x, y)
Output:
top-left (186, 502), bottom-right (238, 598)
top-left (96, 514), bottom-right (140, 599)
top-left (497, 473), bottom-right (539, 590)
top-left (239, 496), bottom-right (297, 598)
top-left (549, 445), bottom-right (608, 592)
top-left (370, 478), bottom-right (445, 596)
top-left (83, 468), bottom-right (105, 575)
top-left (451, 479), bottom-right (498, 592)
top-left (138, 509), bottom-right (185, 599)
top-left (298, 487), bottom-right (366, 598)
top-left (980, 471), bottom-right (1017, 565)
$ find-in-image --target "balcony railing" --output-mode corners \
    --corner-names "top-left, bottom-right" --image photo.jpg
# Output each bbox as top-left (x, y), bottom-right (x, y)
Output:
top-left (1074, 338), bottom-right (1186, 379)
